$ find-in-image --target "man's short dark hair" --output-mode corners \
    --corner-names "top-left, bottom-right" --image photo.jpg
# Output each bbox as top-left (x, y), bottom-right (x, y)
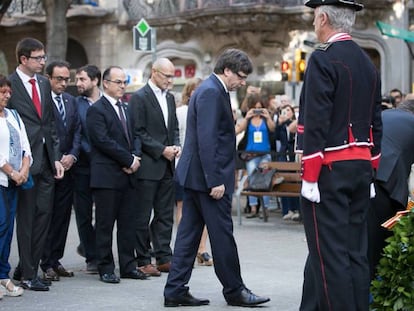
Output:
top-left (16, 37), bottom-right (44, 64)
top-left (45, 60), bottom-right (71, 76)
top-left (214, 49), bottom-right (253, 76)
top-left (77, 64), bottom-right (102, 87)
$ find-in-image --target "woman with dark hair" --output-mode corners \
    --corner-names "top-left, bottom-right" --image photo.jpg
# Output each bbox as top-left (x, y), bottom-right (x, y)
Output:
top-left (0, 74), bottom-right (32, 298)
top-left (275, 103), bottom-right (300, 220)
top-left (235, 94), bottom-right (275, 218)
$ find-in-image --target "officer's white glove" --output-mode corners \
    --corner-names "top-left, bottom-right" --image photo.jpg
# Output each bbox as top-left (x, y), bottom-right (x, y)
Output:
top-left (370, 182), bottom-right (376, 199)
top-left (301, 180), bottom-right (320, 203)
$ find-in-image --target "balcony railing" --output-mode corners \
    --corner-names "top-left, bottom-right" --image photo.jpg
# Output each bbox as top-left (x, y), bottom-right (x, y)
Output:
top-left (123, 0), bottom-right (395, 22)
top-left (123, 0), bottom-right (305, 20)
top-left (5, 0), bottom-right (97, 15)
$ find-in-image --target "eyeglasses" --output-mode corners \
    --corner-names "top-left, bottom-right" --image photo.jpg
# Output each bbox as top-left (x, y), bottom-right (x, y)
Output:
top-left (28, 55), bottom-right (48, 62)
top-left (52, 76), bottom-right (70, 83)
top-left (235, 72), bottom-right (248, 81)
top-left (105, 79), bottom-right (129, 86)
top-left (156, 70), bottom-right (175, 79)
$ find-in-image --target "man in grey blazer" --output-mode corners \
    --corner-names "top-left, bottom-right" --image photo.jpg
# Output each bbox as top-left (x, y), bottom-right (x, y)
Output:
top-left (7, 37), bottom-right (64, 291)
top-left (129, 58), bottom-right (180, 276)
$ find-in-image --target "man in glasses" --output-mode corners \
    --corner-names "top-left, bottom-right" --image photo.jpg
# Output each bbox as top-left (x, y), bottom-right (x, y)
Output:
top-left (40, 60), bottom-right (81, 282)
top-left (163, 48), bottom-right (270, 307)
top-left (86, 66), bottom-right (147, 283)
top-left (129, 58), bottom-right (180, 277)
top-left (7, 37), bottom-right (65, 291)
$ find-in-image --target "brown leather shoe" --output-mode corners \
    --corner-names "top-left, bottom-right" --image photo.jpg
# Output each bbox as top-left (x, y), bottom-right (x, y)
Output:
top-left (54, 265), bottom-right (74, 277)
top-left (157, 262), bottom-right (171, 273)
top-left (43, 268), bottom-right (60, 281)
top-left (138, 264), bottom-right (161, 277)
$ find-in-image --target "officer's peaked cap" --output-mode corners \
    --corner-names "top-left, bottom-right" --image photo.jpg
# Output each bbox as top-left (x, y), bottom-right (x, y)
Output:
top-left (305, 0), bottom-right (364, 11)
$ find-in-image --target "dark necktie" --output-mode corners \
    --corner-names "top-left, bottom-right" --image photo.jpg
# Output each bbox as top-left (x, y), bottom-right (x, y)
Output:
top-left (56, 95), bottom-right (66, 127)
top-left (29, 78), bottom-right (42, 117)
top-left (116, 101), bottom-right (130, 146)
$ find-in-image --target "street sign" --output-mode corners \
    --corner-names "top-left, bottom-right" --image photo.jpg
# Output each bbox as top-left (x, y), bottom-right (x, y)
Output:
top-left (376, 21), bottom-right (414, 43)
top-left (133, 18), bottom-right (152, 51)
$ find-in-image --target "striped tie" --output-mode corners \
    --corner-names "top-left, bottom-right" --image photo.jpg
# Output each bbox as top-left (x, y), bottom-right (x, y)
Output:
top-left (56, 95), bottom-right (66, 127)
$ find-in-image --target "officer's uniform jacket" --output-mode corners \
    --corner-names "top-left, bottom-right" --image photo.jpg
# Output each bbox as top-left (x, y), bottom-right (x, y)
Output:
top-left (296, 33), bottom-right (382, 182)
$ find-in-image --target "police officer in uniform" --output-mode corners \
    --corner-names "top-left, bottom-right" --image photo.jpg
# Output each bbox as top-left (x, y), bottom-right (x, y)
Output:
top-left (296, 1), bottom-right (382, 310)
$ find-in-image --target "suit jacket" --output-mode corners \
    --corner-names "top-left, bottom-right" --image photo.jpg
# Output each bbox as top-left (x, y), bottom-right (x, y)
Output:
top-left (86, 95), bottom-right (138, 189)
top-left (129, 83), bottom-right (180, 180)
top-left (376, 109), bottom-right (414, 206)
top-left (7, 71), bottom-right (61, 174)
top-left (175, 74), bottom-right (235, 195)
top-left (52, 92), bottom-right (81, 157)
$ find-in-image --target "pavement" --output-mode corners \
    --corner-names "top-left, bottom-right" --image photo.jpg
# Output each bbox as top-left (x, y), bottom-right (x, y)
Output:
top-left (3, 198), bottom-right (308, 311)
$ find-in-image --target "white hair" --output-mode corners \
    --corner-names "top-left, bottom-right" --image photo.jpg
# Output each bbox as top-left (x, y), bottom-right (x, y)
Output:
top-left (318, 5), bottom-right (356, 33)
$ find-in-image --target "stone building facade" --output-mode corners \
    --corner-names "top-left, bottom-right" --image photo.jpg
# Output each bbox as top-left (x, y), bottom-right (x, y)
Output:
top-left (0, 0), bottom-right (413, 103)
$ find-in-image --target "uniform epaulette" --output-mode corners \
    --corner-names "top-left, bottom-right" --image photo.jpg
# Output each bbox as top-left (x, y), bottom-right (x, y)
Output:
top-left (316, 42), bottom-right (332, 51)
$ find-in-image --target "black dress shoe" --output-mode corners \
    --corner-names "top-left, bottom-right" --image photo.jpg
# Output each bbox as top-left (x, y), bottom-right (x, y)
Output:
top-left (20, 279), bottom-right (49, 291)
top-left (121, 270), bottom-right (148, 280)
top-left (38, 277), bottom-right (52, 286)
top-left (226, 288), bottom-right (270, 307)
top-left (164, 292), bottom-right (210, 307)
top-left (100, 273), bottom-right (120, 284)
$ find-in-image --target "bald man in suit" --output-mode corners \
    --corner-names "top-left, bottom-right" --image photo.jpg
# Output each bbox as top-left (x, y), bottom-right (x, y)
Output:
top-left (129, 58), bottom-right (180, 276)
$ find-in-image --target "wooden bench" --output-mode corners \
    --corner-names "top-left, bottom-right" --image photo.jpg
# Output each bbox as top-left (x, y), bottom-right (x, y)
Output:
top-left (235, 161), bottom-right (302, 224)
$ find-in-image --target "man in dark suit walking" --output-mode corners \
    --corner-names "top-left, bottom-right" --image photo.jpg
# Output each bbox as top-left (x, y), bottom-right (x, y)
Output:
top-left (86, 66), bottom-right (147, 283)
top-left (7, 37), bottom-right (65, 291)
top-left (41, 60), bottom-right (81, 281)
top-left (368, 100), bottom-right (414, 280)
top-left (129, 58), bottom-right (180, 276)
top-left (163, 49), bottom-right (270, 307)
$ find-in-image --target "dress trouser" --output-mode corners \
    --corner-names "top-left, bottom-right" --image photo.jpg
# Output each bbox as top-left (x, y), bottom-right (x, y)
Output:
top-left (41, 170), bottom-right (74, 271)
top-left (73, 170), bottom-right (96, 264)
top-left (367, 182), bottom-right (404, 280)
top-left (94, 187), bottom-right (137, 275)
top-left (135, 169), bottom-right (174, 267)
top-left (300, 160), bottom-right (371, 311)
top-left (164, 189), bottom-right (244, 300)
top-left (16, 156), bottom-right (55, 280)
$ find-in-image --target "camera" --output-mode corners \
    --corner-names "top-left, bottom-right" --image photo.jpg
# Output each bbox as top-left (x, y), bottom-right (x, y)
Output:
top-left (253, 109), bottom-right (262, 115)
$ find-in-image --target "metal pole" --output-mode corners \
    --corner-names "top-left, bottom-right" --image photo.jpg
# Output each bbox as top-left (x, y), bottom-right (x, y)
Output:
top-left (151, 28), bottom-right (157, 63)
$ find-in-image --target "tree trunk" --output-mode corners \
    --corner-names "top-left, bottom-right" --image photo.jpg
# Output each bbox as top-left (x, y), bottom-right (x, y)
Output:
top-left (0, 0), bottom-right (13, 23)
top-left (41, 0), bottom-right (71, 63)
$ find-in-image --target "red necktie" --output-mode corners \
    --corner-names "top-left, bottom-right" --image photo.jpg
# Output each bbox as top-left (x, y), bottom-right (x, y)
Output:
top-left (29, 78), bottom-right (42, 117)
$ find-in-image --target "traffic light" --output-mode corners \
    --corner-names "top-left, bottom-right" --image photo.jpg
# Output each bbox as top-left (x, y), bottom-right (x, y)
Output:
top-left (281, 60), bottom-right (292, 82)
top-left (295, 49), bottom-right (306, 82)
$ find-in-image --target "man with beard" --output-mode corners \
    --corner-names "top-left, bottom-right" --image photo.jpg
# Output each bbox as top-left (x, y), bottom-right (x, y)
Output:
top-left (73, 65), bottom-right (102, 273)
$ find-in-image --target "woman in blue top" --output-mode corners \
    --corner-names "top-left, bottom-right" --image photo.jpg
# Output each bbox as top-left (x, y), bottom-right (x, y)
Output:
top-left (236, 94), bottom-right (275, 218)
